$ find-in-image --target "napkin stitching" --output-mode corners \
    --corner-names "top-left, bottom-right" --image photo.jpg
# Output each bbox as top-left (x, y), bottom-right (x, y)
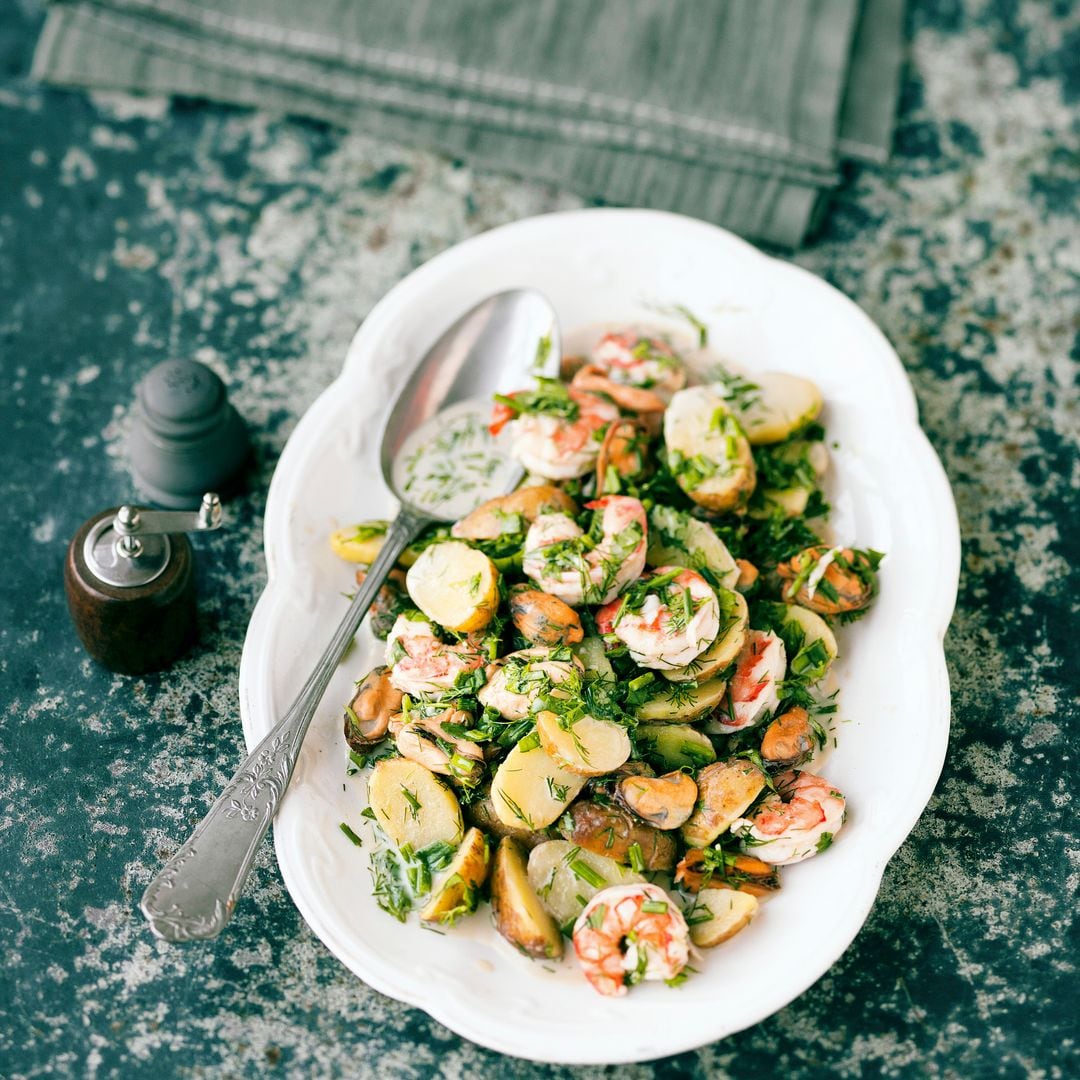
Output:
top-left (85, 0), bottom-right (838, 170)
top-left (63, 3), bottom-right (838, 185)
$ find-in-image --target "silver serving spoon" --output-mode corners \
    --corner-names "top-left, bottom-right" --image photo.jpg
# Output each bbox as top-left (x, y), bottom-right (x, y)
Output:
top-left (142, 289), bottom-right (560, 942)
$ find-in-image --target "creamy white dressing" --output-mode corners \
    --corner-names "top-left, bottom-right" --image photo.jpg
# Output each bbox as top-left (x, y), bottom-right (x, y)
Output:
top-left (392, 399), bottom-right (520, 520)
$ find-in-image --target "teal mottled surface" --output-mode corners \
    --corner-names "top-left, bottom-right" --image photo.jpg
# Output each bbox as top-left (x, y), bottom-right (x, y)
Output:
top-left (1, 2), bottom-right (1077, 1077)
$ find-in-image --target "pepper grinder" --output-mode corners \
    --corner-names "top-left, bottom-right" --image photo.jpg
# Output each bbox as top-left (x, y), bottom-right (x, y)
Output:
top-left (65, 493), bottom-right (223, 675)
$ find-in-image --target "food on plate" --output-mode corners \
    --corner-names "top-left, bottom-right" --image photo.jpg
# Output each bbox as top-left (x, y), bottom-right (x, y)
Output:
top-left (526, 840), bottom-right (644, 928)
top-left (508, 586), bottom-right (584, 647)
top-left (686, 887), bottom-right (759, 947)
top-left (731, 769), bottom-right (847, 864)
top-left (331, 324), bottom-right (883, 995)
top-left (366, 757), bottom-right (464, 851)
top-left (405, 540), bottom-right (499, 633)
top-left (451, 484), bottom-right (577, 541)
top-left (572, 882), bottom-right (691, 997)
top-left (680, 758), bottom-right (768, 848)
top-left (663, 387), bottom-right (756, 511)
top-left (344, 666), bottom-right (403, 751)
top-left (419, 826), bottom-right (491, 925)
top-left (776, 545), bottom-right (882, 616)
top-left (491, 837), bottom-right (564, 959)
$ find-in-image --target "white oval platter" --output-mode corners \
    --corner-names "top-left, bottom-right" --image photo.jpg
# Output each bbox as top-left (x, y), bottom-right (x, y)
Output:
top-left (238, 209), bottom-right (960, 1064)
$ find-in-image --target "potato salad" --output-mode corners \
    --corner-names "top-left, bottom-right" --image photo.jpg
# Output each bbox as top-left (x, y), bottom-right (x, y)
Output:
top-left (331, 327), bottom-right (883, 997)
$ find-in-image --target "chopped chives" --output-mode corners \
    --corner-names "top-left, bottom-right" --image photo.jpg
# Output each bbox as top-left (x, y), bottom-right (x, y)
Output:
top-left (569, 859), bottom-right (606, 889)
top-left (338, 822), bottom-right (363, 847)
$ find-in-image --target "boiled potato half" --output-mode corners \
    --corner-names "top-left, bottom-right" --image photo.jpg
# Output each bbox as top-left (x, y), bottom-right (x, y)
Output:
top-left (664, 387), bottom-right (756, 511)
top-left (527, 840), bottom-right (644, 927)
top-left (733, 371), bottom-right (823, 445)
top-left (490, 737), bottom-right (586, 830)
top-left (681, 759), bottom-right (767, 848)
top-left (535, 710), bottom-right (631, 777)
top-left (419, 827), bottom-right (490, 924)
top-left (491, 837), bottom-right (564, 959)
top-left (406, 540), bottom-right (499, 633)
top-left (635, 675), bottom-right (729, 722)
top-left (782, 604), bottom-right (839, 682)
top-left (329, 520), bottom-right (389, 564)
top-left (637, 723), bottom-right (717, 771)
top-left (689, 886), bottom-right (759, 947)
top-left (647, 505), bottom-right (740, 590)
top-left (367, 757), bottom-right (464, 851)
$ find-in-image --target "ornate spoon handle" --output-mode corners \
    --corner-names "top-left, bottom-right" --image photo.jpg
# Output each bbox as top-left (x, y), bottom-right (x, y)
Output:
top-left (141, 506), bottom-right (428, 942)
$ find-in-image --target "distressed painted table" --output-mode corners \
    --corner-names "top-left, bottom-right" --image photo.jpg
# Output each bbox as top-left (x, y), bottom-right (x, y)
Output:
top-left (1, 1), bottom-right (1076, 1077)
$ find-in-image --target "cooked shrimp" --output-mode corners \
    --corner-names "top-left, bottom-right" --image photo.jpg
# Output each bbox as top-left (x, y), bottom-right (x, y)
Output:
top-left (591, 332), bottom-right (687, 397)
top-left (709, 629), bottom-right (786, 733)
top-left (522, 495), bottom-right (647, 606)
top-left (385, 615), bottom-right (484, 697)
top-left (491, 387), bottom-right (619, 480)
top-left (733, 770), bottom-right (846, 865)
top-left (395, 707), bottom-right (485, 785)
top-left (571, 364), bottom-right (667, 414)
top-left (477, 647), bottom-right (582, 720)
top-left (572, 883), bottom-right (690, 997)
top-left (596, 566), bottom-right (720, 670)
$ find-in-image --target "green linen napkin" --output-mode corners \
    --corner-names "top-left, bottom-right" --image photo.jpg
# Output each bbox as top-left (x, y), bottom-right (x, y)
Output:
top-left (32, 0), bottom-right (904, 248)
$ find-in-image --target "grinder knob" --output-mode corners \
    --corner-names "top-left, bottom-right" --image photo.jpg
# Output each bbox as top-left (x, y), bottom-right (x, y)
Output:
top-left (64, 493), bottom-right (223, 675)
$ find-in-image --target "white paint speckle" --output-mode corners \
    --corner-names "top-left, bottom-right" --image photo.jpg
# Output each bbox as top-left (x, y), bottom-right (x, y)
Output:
top-left (33, 516), bottom-right (57, 543)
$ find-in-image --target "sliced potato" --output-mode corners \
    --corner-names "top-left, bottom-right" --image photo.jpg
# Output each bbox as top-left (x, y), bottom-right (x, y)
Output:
top-left (329, 520), bottom-right (389, 564)
top-left (527, 840), bottom-right (644, 927)
top-left (755, 486), bottom-right (812, 518)
top-left (367, 757), bottom-right (464, 851)
top-left (731, 371), bottom-right (823, 445)
top-left (560, 800), bottom-right (677, 871)
top-left (681, 759), bottom-right (767, 848)
top-left (490, 738), bottom-right (586, 830)
top-left (490, 837), bottom-right (563, 959)
top-left (535, 710), bottom-right (631, 777)
top-left (663, 588), bottom-right (748, 683)
top-left (664, 387), bottom-right (756, 511)
top-left (572, 636), bottom-right (615, 680)
top-left (688, 886), bottom-right (759, 947)
top-left (634, 675), bottom-right (729, 722)
top-left (646, 506), bottom-right (739, 590)
top-left (781, 604), bottom-right (839, 682)
top-left (406, 540), bottom-right (499, 633)
top-left (637, 723), bottom-right (717, 771)
top-left (419, 827), bottom-right (490, 924)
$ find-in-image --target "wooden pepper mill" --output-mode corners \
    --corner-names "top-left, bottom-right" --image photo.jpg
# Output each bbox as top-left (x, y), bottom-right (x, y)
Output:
top-left (65, 493), bottom-right (223, 675)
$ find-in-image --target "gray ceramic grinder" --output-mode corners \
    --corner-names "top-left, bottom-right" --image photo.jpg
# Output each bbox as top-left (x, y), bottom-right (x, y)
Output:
top-left (129, 359), bottom-right (250, 508)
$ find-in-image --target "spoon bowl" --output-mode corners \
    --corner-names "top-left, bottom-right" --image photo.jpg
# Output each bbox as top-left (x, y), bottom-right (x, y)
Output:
top-left (381, 289), bottom-right (559, 520)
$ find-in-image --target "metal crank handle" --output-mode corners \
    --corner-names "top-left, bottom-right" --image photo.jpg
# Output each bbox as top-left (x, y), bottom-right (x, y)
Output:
top-left (140, 507), bottom-right (428, 942)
